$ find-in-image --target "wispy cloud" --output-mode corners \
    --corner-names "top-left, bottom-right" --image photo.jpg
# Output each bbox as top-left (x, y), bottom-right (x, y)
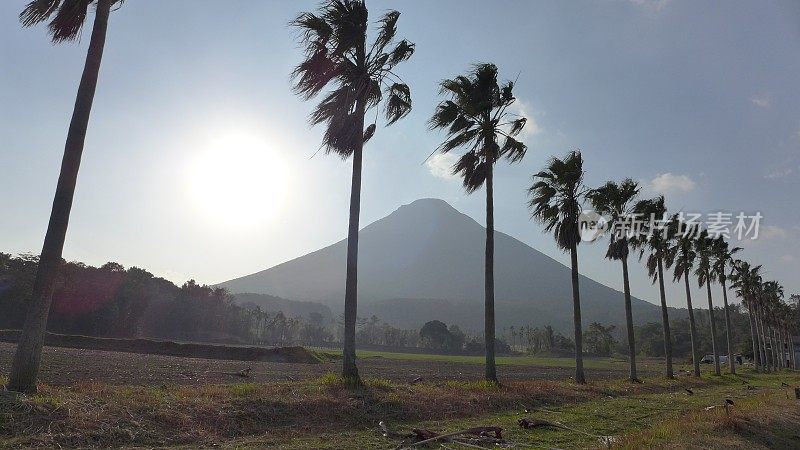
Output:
top-left (649, 173), bottom-right (696, 194)
top-left (759, 225), bottom-right (788, 240)
top-left (426, 153), bottom-right (459, 180)
top-left (750, 93), bottom-right (771, 109)
top-left (507, 99), bottom-right (541, 140)
top-left (764, 167), bottom-right (795, 180)
top-left (628, 0), bottom-right (672, 10)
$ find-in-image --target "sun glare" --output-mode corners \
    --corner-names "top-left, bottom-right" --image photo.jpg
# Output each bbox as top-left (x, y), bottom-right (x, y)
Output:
top-left (188, 132), bottom-right (290, 228)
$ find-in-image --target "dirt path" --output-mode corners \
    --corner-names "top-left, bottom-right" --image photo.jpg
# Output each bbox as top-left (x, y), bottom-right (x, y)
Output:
top-left (0, 342), bottom-right (634, 386)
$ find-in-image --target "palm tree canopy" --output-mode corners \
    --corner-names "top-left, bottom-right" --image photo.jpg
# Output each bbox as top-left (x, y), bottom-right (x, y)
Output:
top-left (587, 178), bottom-right (640, 261)
top-left (291, 0), bottom-right (414, 158)
top-left (20, 0), bottom-right (122, 43)
top-left (528, 151), bottom-right (586, 252)
top-left (730, 260), bottom-right (763, 311)
top-left (429, 63), bottom-right (527, 192)
top-left (710, 237), bottom-right (740, 284)
top-left (694, 231), bottom-right (716, 287)
top-left (630, 195), bottom-right (668, 283)
top-left (664, 214), bottom-right (699, 282)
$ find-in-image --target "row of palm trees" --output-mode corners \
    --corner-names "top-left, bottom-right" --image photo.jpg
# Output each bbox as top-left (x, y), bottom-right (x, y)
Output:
top-left (7, 0), bottom-right (794, 393)
top-left (530, 151), bottom-right (796, 383)
top-left (730, 263), bottom-right (797, 372)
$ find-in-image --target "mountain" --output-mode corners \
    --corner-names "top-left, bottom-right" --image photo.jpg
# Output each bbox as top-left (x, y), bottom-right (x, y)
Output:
top-left (218, 198), bottom-right (682, 332)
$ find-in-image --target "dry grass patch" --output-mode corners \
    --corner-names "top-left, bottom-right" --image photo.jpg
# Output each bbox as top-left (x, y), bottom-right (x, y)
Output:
top-left (616, 390), bottom-right (800, 449)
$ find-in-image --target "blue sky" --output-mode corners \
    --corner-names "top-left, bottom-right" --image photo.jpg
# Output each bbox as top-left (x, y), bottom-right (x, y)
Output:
top-left (1, 0), bottom-right (799, 308)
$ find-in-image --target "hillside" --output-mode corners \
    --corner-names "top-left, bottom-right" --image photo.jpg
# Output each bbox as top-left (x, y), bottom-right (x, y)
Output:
top-left (219, 198), bottom-right (684, 331)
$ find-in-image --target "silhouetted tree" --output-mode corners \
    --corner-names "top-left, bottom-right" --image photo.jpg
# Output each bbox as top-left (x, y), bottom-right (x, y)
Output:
top-left (588, 178), bottom-right (641, 382)
top-left (9, 0), bottom-right (121, 394)
top-left (528, 151), bottom-right (588, 383)
top-left (631, 196), bottom-right (674, 378)
top-left (430, 63), bottom-right (527, 382)
top-left (291, 0), bottom-right (414, 384)
top-left (695, 231), bottom-right (722, 376)
top-left (665, 215), bottom-right (701, 377)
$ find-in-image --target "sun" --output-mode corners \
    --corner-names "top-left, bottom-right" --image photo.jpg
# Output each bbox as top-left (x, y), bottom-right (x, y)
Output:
top-left (187, 132), bottom-right (290, 228)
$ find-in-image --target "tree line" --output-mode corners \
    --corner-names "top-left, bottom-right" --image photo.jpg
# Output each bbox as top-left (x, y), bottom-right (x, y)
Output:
top-left (5, 0), bottom-right (797, 392)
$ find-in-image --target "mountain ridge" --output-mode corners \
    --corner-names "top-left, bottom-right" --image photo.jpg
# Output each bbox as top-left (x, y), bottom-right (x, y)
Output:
top-left (218, 198), bottom-right (683, 331)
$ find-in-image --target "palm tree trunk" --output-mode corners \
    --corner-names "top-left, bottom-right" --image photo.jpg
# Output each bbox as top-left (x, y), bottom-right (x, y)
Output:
top-left (781, 329), bottom-right (788, 369)
top-left (772, 326), bottom-right (780, 370)
top-left (720, 279), bottom-right (735, 374)
top-left (8, 0), bottom-right (112, 394)
top-left (621, 256), bottom-right (637, 381)
top-left (656, 256), bottom-right (673, 378)
top-left (484, 162), bottom-right (497, 383)
top-left (341, 96), bottom-right (367, 384)
top-left (570, 244), bottom-right (585, 384)
top-left (704, 273), bottom-right (720, 376)
top-left (683, 272), bottom-right (700, 377)
top-left (747, 303), bottom-right (760, 371)
top-left (757, 309), bottom-right (769, 372)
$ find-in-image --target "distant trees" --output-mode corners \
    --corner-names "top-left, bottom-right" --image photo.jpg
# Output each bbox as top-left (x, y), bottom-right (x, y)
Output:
top-left (291, 0), bottom-right (415, 385)
top-left (584, 323), bottom-right (617, 357)
top-left (430, 63), bottom-right (528, 383)
top-left (528, 151), bottom-right (587, 383)
top-left (9, 0), bottom-right (120, 394)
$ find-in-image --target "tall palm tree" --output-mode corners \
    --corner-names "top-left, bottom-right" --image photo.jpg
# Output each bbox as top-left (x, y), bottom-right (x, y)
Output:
top-left (694, 232), bottom-right (721, 376)
top-left (631, 196), bottom-right (674, 378)
top-left (430, 63), bottom-right (527, 383)
top-left (588, 179), bottom-right (641, 382)
top-left (763, 281), bottom-right (784, 370)
top-left (528, 151), bottom-right (587, 384)
top-left (710, 237), bottom-right (740, 374)
top-left (664, 215), bottom-right (701, 377)
top-left (291, 0), bottom-right (414, 383)
top-left (9, 0), bottom-right (119, 394)
top-left (730, 260), bottom-right (759, 369)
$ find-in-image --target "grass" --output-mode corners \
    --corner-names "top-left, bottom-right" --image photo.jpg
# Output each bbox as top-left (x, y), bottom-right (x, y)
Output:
top-left (272, 371), bottom-right (800, 449)
top-left (351, 348), bottom-right (637, 370)
top-left (2, 366), bottom-right (797, 449)
top-left (617, 389), bottom-right (800, 449)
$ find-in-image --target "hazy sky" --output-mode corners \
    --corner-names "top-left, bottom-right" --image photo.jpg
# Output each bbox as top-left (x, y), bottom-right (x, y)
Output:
top-left (1, 0), bottom-right (799, 309)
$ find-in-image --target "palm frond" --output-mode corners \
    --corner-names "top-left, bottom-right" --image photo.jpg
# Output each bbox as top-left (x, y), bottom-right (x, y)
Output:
top-left (385, 82), bottom-right (411, 124)
top-left (528, 151), bottom-right (584, 251)
top-left (19, 0), bottom-right (61, 27)
top-left (291, 0), bottom-right (414, 158)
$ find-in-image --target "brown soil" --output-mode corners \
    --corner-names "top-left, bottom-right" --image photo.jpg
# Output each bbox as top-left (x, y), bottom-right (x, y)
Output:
top-left (0, 342), bottom-right (633, 386)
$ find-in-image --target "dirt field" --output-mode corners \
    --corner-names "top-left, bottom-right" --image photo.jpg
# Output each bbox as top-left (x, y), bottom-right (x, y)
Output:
top-left (0, 342), bottom-right (641, 386)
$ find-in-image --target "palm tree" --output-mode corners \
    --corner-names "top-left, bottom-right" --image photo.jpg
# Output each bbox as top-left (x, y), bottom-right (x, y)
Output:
top-left (730, 260), bottom-right (763, 370)
top-left (763, 281), bottom-right (784, 370)
top-left (710, 237), bottom-right (740, 374)
top-left (8, 0), bottom-right (119, 394)
top-left (664, 215), bottom-right (701, 377)
top-left (694, 232), bottom-right (721, 376)
top-left (430, 63), bottom-right (527, 383)
top-left (528, 151), bottom-right (587, 384)
top-left (631, 196), bottom-right (674, 378)
top-left (588, 179), bottom-right (641, 382)
top-left (291, 0), bottom-right (414, 384)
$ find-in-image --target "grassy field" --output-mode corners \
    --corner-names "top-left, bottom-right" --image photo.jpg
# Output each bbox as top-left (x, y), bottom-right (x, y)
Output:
top-left (2, 358), bottom-right (797, 449)
top-left (354, 348), bottom-right (672, 371)
top-left (259, 371), bottom-right (800, 449)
